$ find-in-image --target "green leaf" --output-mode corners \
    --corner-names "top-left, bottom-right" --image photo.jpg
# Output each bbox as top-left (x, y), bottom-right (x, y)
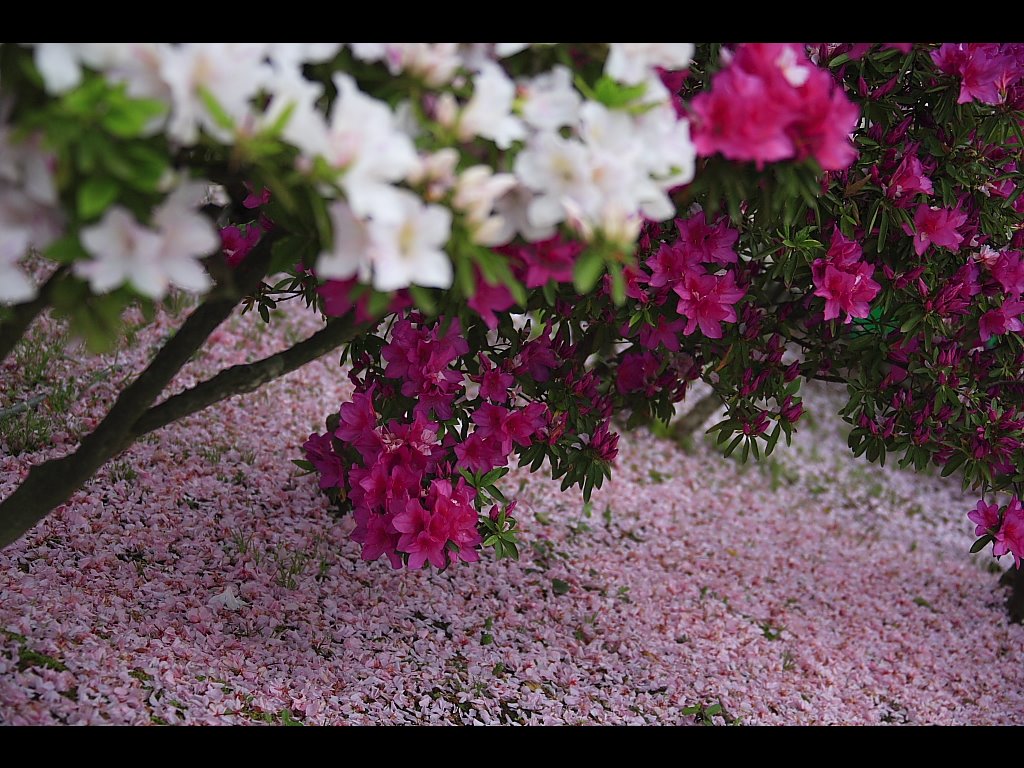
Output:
top-left (591, 75), bottom-right (647, 108)
top-left (101, 97), bottom-right (166, 138)
top-left (291, 459), bottom-right (315, 472)
top-left (77, 177), bottom-right (119, 220)
top-left (573, 248), bottom-right (606, 294)
top-left (408, 285), bottom-right (438, 315)
top-left (551, 578), bottom-right (571, 596)
top-left (970, 534), bottom-right (993, 554)
top-left (197, 87), bottom-right (234, 131)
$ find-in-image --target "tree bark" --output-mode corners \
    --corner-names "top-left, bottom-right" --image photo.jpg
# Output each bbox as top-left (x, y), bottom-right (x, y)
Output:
top-left (0, 244), bottom-right (273, 549)
top-left (1001, 565), bottom-right (1024, 624)
top-left (130, 313), bottom-right (369, 440)
top-left (0, 266), bottom-right (67, 365)
top-left (672, 390), bottom-right (723, 440)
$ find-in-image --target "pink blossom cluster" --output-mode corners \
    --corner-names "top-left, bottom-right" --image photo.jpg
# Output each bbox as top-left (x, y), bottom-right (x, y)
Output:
top-left (303, 313), bottom-right (561, 570)
top-left (640, 212), bottom-right (746, 340)
top-left (691, 43), bottom-right (859, 170)
top-left (969, 497), bottom-right (1024, 568)
top-left (931, 43), bottom-right (1024, 106)
top-left (812, 228), bottom-right (882, 323)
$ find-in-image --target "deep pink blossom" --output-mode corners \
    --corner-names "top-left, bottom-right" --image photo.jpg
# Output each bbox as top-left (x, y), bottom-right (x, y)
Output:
top-left (979, 300), bottom-right (1024, 342)
top-left (675, 212), bottom-right (739, 265)
top-left (993, 497), bottom-right (1024, 568)
top-left (335, 391), bottom-right (382, 462)
top-left (302, 433), bottom-right (345, 490)
top-left (646, 242), bottom-right (702, 289)
top-left (673, 270), bottom-right (746, 338)
top-left (903, 204), bottom-right (968, 256)
top-left (886, 154), bottom-right (933, 200)
top-left (814, 262), bottom-right (881, 323)
top-left (691, 43), bottom-right (858, 171)
top-left (351, 508), bottom-right (403, 568)
top-left (968, 499), bottom-right (1001, 537)
top-left (392, 498), bottom-right (449, 570)
top-left (220, 224), bottom-right (261, 268)
top-left (991, 250), bottom-right (1024, 297)
top-left (500, 235), bottom-right (583, 288)
top-left (468, 272), bottom-right (516, 330)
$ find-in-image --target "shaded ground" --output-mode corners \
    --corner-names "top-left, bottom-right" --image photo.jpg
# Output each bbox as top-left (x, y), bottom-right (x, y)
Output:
top-left (1, 300), bottom-right (1021, 725)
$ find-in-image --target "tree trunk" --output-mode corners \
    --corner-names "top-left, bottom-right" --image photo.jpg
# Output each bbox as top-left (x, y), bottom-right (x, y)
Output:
top-left (1000, 565), bottom-right (1024, 624)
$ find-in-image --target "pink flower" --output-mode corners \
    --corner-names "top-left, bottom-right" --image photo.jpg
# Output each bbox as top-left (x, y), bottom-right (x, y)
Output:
top-left (646, 242), bottom-right (702, 289)
top-left (902, 204), bottom-right (967, 256)
top-left (691, 43), bottom-right (858, 171)
top-left (351, 508), bottom-right (403, 569)
top-left (392, 498), bottom-right (449, 570)
top-left (499, 234), bottom-right (582, 288)
top-left (932, 43), bottom-right (1013, 105)
top-left (991, 250), bottom-right (1024, 297)
top-left (616, 350), bottom-right (661, 395)
top-left (968, 499), bottom-right (1001, 537)
top-left (302, 433), bottom-right (345, 490)
top-left (886, 155), bottom-right (933, 200)
top-left (814, 262), bottom-right (881, 323)
top-left (675, 212), bottom-right (739, 265)
top-left (454, 432), bottom-right (508, 474)
top-left (428, 478), bottom-right (481, 564)
top-left (467, 270), bottom-right (516, 330)
top-left (673, 270), bottom-right (746, 339)
top-left (979, 300), bottom-right (1024, 342)
top-left (993, 497), bottom-right (1024, 568)
top-left (220, 224), bottom-right (261, 268)
top-left (638, 316), bottom-right (687, 351)
top-left (335, 391), bottom-right (382, 462)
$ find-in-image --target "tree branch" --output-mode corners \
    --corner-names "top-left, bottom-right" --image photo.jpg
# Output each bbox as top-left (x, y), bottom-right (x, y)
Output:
top-left (0, 242), bottom-right (274, 549)
top-left (130, 313), bottom-right (369, 440)
top-left (0, 266), bottom-right (68, 365)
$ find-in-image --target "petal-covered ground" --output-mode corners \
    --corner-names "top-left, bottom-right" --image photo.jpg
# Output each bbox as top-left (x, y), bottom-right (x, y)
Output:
top-left (1, 300), bottom-right (1021, 725)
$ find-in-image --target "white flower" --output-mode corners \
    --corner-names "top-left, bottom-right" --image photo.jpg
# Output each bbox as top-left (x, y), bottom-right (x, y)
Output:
top-left (76, 206), bottom-right (165, 297)
top-left (208, 586), bottom-right (247, 612)
top-left (493, 186), bottom-right (556, 243)
top-left (494, 43), bottom-right (531, 58)
top-left (0, 260), bottom-right (36, 305)
top-left (151, 181), bottom-right (218, 294)
top-left (453, 166), bottom-right (518, 246)
top-left (316, 199), bottom-right (372, 282)
top-left (604, 43), bottom-right (695, 85)
top-left (458, 62), bottom-right (526, 149)
top-left (366, 189), bottom-right (452, 292)
top-left (259, 66), bottom-right (329, 158)
top-left (514, 131), bottom-right (597, 230)
top-left (325, 74), bottom-right (419, 218)
top-left (520, 66), bottom-right (582, 132)
top-left (158, 43), bottom-right (272, 145)
top-left (76, 185), bottom-right (216, 299)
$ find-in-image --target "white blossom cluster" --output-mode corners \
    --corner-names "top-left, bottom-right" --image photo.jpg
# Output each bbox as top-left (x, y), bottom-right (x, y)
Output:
top-left (2, 43), bottom-right (696, 304)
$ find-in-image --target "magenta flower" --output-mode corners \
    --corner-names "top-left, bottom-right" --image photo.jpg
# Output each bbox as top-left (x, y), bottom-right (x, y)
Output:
top-left (991, 250), bottom-right (1024, 297)
top-left (351, 508), bottom-right (403, 569)
top-left (616, 350), bottom-right (661, 395)
top-left (646, 242), bottom-right (702, 289)
top-left (902, 204), bottom-right (967, 256)
top-left (468, 271), bottom-right (516, 330)
top-left (993, 498), bottom-right (1024, 569)
top-left (886, 154), bottom-right (933, 200)
top-left (393, 498), bottom-right (449, 570)
top-left (500, 234), bottom-right (582, 288)
top-left (932, 43), bottom-right (1011, 105)
top-left (675, 212), bottom-right (739, 265)
top-left (978, 300), bottom-right (1024, 342)
top-left (454, 432), bottom-right (508, 474)
top-left (814, 262), bottom-right (881, 323)
top-left (302, 432), bottom-right (346, 490)
top-left (673, 270), bottom-right (746, 339)
top-left (335, 391), bottom-right (382, 462)
top-left (691, 43), bottom-right (859, 171)
top-left (968, 499), bottom-right (1001, 537)
top-left (428, 478), bottom-right (481, 564)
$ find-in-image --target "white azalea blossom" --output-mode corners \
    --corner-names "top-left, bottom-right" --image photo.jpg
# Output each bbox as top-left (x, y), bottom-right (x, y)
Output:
top-left (76, 183), bottom-right (216, 299)
top-left (366, 190), bottom-right (453, 292)
top-left (519, 66), bottom-right (582, 132)
top-left (453, 166), bottom-right (518, 246)
top-left (457, 62), bottom-right (526, 149)
top-left (317, 199), bottom-right (373, 282)
top-left (604, 43), bottom-right (695, 85)
top-left (159, 43), bottom-right (272, 145)
top-left (325, 74), bottom-right (419, 218)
